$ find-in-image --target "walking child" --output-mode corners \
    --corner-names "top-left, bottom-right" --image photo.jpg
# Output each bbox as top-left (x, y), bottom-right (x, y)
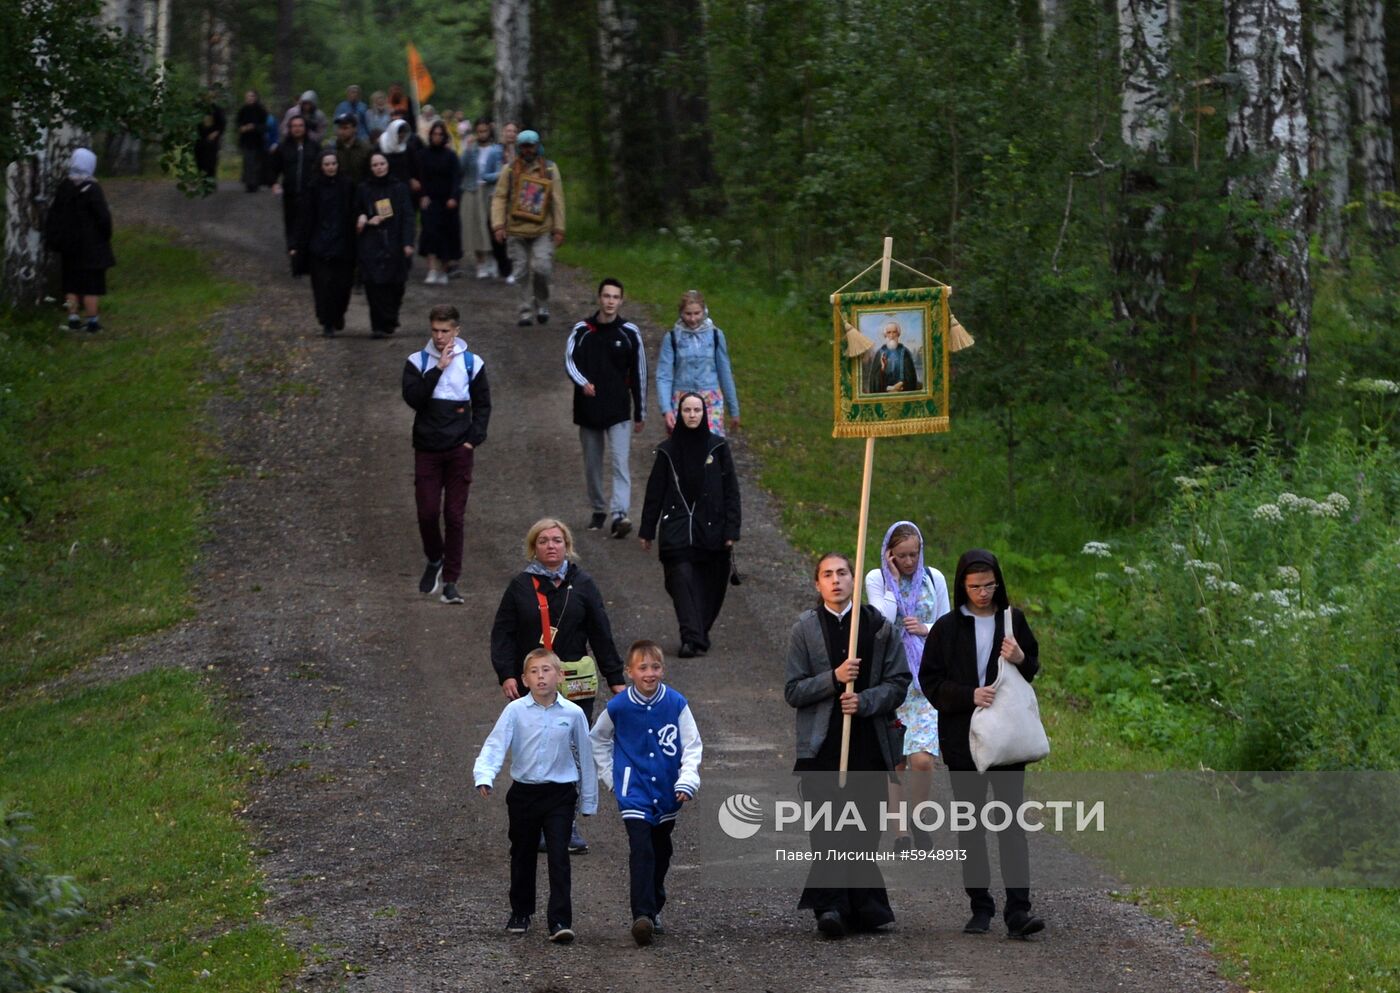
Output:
top-left (474, 649), bottom-right (598, 943)
top-left (590, 640), bottom-right (702, 946)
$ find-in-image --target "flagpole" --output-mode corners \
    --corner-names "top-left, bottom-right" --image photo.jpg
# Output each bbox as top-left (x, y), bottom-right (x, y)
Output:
top-left (838, 236), bottom-right (892, 787)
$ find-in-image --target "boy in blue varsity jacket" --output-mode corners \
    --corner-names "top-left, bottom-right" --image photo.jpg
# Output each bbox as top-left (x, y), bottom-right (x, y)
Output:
top-left (400, 304), bottom-right (491, 605)
top-left (590, 640), bottom-right (702, 946)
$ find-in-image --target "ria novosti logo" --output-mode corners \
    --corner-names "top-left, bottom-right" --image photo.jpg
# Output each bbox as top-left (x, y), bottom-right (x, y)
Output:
top-left (717, 793), bottom-right (764, 839)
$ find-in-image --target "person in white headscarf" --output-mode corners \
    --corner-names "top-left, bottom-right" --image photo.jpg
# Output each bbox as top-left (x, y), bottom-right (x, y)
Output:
top-left (379, 118), bottom-right (422, 194)
top-left (44, 148), bottom-right (115, 332)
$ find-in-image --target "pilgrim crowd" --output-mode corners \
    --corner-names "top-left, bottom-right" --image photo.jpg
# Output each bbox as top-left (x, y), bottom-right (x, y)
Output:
top-left (41, 80), bottom-right (1046, 952)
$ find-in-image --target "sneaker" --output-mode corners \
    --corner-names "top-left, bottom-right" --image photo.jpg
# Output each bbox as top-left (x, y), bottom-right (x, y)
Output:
top-left (1007, 912), bottom-right (1044, 939)
top-left (678, 643), bottom-right (698, 659)
top-left (610, 514), bottom-right (632, 539)
top-left (536, 310), bottom-right (549, 324)
top-left (419, 560), bottom-right (443, 595)
top-left (321, 325), bottom-right (335, 337)
top-left (440, 582), bottom-right (464, 605)
top-left (447, 266), bottom-right (464, 280)
top-left (505, 272), bottom-right (518, 285)
top-left (517, 316), bottom-right (534, 327)
top-left (65, 314), bottom-right (81, 331)
top-left (85, 319), bottom-right (103, 334)
top-left (816, 910), bottom-right (846, 939)
top-left (651, 913), bottom-right (665, 936)
top-left (548, 923), bottom-right (574, 943)
top-left (630, 916), bottom-right (654, 947)
top-left (475, 263), bottom-right (491, 280)
top-left (963, 912), bottom-right (992, 934)
top-left (568, 825), bottom-right (588, 854)
top-left (424, 271), bottom-right (438, 285)
top-left (586, 512), bottom-right (607, 531)
top-left (371, 329), bottom-right (387, 340)
top-left (505, 913), bottom-right (530, 934)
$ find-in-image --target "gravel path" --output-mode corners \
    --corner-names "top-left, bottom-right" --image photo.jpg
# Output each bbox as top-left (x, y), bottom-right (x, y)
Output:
top-left (103, 180), bottom-right (1237, 993)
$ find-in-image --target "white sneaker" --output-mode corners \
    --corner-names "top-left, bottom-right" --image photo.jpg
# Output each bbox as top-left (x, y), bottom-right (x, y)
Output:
top-left (475, 262), bottom-right (490, 279)
top-left (424, 270), bottom-right (438, 285)
top-left (505, 273), bottom-right (518, 285)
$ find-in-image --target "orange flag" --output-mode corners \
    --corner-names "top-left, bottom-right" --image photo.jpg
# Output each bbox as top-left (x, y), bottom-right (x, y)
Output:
top-left (407, 43), bottom-right (435, 104)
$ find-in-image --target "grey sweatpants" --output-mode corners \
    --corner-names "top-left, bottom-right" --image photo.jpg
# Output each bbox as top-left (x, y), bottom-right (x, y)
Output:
top-left (579, 421), bottom-right (632, 516)
top-left (507, 233), bottom-right (554, 319)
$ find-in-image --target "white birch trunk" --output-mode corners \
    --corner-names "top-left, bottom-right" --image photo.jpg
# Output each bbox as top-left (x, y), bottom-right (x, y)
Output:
top-left (1114, 0), bottom-right (1173, 326)
top-left (1226, 0), bottom-right (1312, 387)
top-left (1040, 0), bottom-right (1063, 42)
top-left (596, 0), bottom-right (629, 208)
top-left (492, 0), bottom-right (531, 127)
top-left (1348, 0), bottom-right (1396, 232)
top-left (4, 125), bottom-right (83, 306)
top-left (1310, 0), bottom-right (1349, 258)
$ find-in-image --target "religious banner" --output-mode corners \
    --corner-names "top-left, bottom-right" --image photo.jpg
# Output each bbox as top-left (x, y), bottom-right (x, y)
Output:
top-left (407, 43), bottom-right (435, 104)
top-left (831, 286), bottom-right (950, 438)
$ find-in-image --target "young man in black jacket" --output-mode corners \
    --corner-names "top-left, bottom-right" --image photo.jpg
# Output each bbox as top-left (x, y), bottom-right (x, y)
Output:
top-left (564, 278), bottom-right (646, 537)
top-left (401, 305), bottom-right (492, 604)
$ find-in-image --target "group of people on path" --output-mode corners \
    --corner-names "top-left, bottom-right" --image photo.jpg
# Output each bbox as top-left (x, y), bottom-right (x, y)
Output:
top-left (399, 275), bottom-right (1043, 946)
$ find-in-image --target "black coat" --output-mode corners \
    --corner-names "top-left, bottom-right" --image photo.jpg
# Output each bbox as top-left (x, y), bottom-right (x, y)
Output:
top-left (489, 564), bottom-right (626, 688)
top-left (236, 103), bottom-right (267, 151)
top-left (270, 139), bottom-right (321, 195)
top-left (44, 179), bottom-right (115, 270)
top-left (918, 550), bottom-right (1040, 771)
top-left (296, 175), bottom-right (356, 261)
top-left (639, 436), bottom-right (741, 557)
top-left (356, 178), bottom-right (415, 283)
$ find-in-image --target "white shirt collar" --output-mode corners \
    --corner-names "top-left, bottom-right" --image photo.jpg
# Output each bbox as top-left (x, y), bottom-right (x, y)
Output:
top-left (823, 601), bottom-right (853, 620)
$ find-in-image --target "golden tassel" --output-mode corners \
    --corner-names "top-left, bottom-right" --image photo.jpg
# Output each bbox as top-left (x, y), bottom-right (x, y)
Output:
top-left (948, 314), bottom-right (975, 352)
top-left (843, 321), bottom-right (876, 357)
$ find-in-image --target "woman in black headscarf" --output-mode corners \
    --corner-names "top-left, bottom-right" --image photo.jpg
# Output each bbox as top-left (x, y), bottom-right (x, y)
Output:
top-left (356, 151), bottom-right (415, 338)
top-left (416, 120), bottom-right (461, 285)
top-left (638, 391), bottom-right (741, 657)
top-left (292, 150), bottom-right (356, 336)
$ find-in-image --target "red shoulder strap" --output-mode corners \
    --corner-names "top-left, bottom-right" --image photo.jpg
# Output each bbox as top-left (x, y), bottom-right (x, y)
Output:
top-left (531, 577), bottom-right (553, 651)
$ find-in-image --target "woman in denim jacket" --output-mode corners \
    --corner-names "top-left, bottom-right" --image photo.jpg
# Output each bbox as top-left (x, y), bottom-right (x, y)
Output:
top-left (655, 290), bottom-right (742, 436)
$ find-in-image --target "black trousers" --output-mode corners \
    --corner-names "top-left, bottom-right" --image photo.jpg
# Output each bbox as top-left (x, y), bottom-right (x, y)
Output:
top-left (195, 140), bottom-right (219, 178)
top-left (240, 149), bottom-right (263, 191)
top-left (309, 257), bottom-right (354, 331)
top-left (948, 767), bottom-right (1031, 921)
top-left (363, 280), bottom-right (406, 334)
top-left (625, 818), bottom-right (676, 921)
top-left (662, 551), bottom-right (730, 650)
top-left (490, 233), bottom-right (511, 277)
top-left (281, 193), bottom-right (302, 250)
top-left (795, 772), bottom-right (895, 929)
top-left (507, 781), bottom-right (576, 926)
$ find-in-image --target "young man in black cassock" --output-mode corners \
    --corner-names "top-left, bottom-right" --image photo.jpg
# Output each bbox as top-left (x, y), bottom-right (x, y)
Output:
top-left (784, 552), bottom-right (910, 938)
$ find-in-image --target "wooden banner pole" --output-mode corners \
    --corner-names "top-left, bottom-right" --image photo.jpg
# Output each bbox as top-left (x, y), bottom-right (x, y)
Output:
top-left (838, 236), bottom-right (893, 786)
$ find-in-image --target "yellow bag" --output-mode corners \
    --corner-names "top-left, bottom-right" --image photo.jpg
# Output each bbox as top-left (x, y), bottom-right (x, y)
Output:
top-left (561, 656), bottom-right (598, 702)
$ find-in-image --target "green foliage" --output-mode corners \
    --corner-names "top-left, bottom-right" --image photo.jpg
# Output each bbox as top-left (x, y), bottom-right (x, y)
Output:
top-left (1057, 434), bottom-right (1400, 770)
top-left (0, 221), bottom-right (239, 692)
top-left (0, 810), bottom-right (151, 992)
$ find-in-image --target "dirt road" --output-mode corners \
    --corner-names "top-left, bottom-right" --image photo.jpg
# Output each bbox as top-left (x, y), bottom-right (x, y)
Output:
top-left (107, 181), bottom-right (1234, 993)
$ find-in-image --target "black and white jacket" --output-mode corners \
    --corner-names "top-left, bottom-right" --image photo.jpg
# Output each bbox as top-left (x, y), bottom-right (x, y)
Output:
top-left (401, 339), bottom-right (492, 451)
top-left (564, 312), bottom-right (646, 430)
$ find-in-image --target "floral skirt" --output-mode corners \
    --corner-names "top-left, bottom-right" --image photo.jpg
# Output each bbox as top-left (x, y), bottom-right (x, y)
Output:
top-left (671, 387), bottom-right (726, 435)
top-left (896, 683), bottom-right (939, 756)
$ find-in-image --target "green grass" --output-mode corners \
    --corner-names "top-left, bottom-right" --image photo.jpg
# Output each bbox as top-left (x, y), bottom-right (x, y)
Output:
top-left (0, 222), bottom-right (297, 990)
top-left (0, 669), bottom-right (298, 991)
top-left (561, 223), bottom-right (1400, 993)
top-left (0, 226), bottom-right (240, 694)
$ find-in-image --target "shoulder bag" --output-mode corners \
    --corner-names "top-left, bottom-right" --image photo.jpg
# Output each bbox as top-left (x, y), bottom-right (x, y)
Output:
top-left (968, 608), bottom-right (1049, 772)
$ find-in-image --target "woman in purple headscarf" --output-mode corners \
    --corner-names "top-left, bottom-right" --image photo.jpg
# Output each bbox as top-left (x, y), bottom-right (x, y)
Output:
top-left (863, 521), bottom-right (949, 849)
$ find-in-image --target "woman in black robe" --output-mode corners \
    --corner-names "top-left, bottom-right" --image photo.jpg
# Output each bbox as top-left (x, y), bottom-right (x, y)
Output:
top-left (293, 150), bottom-right (356, 337)
top-left (356, 151), bottom-right (416, 338)
top-left (416, 121), bottom-right (460, 285)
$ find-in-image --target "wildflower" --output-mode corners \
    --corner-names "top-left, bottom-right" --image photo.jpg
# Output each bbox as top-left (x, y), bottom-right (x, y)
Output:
top-left (1174, 476), bottom-right (1203, 491)
top-left (1252, 503), bottom-right (1283, 522)
top-left (1350, 377), bottom-right (1400, 395)
top-left (1094, 572), bottom-right (1110, 581)
top-left (1122, 565), bottom-right (1140, 577)
top-left (1308, 499), bottom-right (1341, 519)
top-left (1169, 543), bottom-right (1187, 557)
top-left (1275, 565), bottom-right (1300, 584)
top-left (1267, 589), bottom-right (1293, 608)
top-left (1326, 492), bottom-right (1351, 512)
top-left (1185, 559), bottom-right (1223, 574)
top-left (1240, 638), bottom-right (1256, 647)
top-left (1278, 492), bottom-right (1302, 509)
top-left (1081, 541), bottom-right (1112, 558)
top-left (1317, 603), bottom-right (1347, 617)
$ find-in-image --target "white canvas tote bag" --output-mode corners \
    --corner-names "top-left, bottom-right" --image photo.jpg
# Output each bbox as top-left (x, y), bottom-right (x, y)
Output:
top-left (968, 608), bottom-right (1050, 772)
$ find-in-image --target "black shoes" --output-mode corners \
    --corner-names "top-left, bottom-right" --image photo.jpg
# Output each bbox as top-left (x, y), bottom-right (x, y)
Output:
top-left (610, 514), bottom-right (632, 539)
top-left (536, 310), bottom-right (549, 324)
top-left (587, 512), bottom-right (607, 531)
top-left (816, 910), bottom-right (846, 939)
top-left (322, 325), bottom-right (335, 337)
top-left (678, 643), bottom-right (698, 659)
top-left (517, 316), bottom-right (534, 327)
top-left (419, 560), bottom-right (443, 595)
top-left (963, 913), bottom-right (992, 934)
top-left (505, 913), bottom-right (530, 934)
top-left (440, 582), bottom-right (464, 605)
top-left (548, 923), bottom-right (574, 943)
top-left (630, 916), bottom-right (654, 946)
top-left (1007, 912), bottom-right (1045, 939)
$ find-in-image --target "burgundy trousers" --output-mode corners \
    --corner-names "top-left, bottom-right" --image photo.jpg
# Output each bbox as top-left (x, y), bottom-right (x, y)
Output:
top-left (414, 444), bottom-right (474, 583)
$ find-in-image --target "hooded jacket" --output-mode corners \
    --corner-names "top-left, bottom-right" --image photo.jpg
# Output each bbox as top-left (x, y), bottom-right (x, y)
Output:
top-left (564, 312), bottom-right (646, 429)
top-left (45, 178), bottom-right (114, 270)
top-left (400, 338), bottom-right (491, 451)
top-left (638, 426), bottom-right (741, 557)
top-left (918, 549), bottom-right (1040, 771)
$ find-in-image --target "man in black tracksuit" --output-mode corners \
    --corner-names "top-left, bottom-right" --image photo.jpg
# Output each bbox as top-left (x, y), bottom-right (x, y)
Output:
top-left (563, 278), bottom-right (646, 537)
top-left (401, 304), bottom-right (492, 605)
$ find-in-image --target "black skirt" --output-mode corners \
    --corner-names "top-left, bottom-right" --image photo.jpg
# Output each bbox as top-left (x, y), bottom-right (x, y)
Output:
top-left (62, 260), bottom-right (106, 296)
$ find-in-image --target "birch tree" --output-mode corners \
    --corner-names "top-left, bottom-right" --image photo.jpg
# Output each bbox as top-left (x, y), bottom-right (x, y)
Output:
top-left (492, 0), bottom-right (532, 127)
top-left (1310, 0), bottom-right (1349, 258)
top-left (596, 0), bottom-right (630, 219)
top-left (1348, 0), bottom-right (1395, 234)
top-left (1114, 0), bottom-right (1174, 327)
top-left (1226, 0), bottom-right (1311, 390)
